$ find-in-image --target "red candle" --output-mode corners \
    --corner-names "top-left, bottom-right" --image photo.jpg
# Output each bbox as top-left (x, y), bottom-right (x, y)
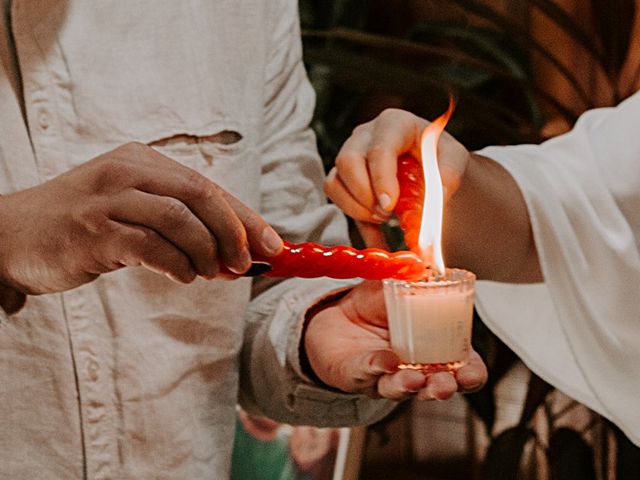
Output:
top-left (395, 153), bottom-right (424, 254)
top-left (257, 241), bottom-right (424, 281)
top-left (221, 155), bottom-right (427, 281)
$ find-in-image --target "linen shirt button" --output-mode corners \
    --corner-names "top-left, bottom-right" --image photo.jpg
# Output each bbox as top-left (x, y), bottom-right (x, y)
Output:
top-left (85, 358), bottom-right (100, 382)
top-left (37, 110), bottom-right (50, 130)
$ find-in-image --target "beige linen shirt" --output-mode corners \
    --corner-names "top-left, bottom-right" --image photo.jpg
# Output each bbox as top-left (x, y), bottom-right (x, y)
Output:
top-left (0, 1), bottom-right (393, 478)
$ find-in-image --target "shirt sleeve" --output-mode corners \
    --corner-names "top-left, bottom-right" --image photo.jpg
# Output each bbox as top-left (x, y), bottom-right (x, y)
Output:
top-left (238, 0), bottom-right (396, 427)
top-left (475, 92), bottom-right (640, 445)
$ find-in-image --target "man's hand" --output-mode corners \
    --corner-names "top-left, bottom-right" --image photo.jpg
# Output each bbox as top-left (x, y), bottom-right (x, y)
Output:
top-left (0, 142), bottom-right (283, 294)
top-left (303, 281), bottom-right (487, 401)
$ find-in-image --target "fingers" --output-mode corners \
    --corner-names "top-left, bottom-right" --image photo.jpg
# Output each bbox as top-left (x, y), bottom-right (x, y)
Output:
top-left (326, 348), bottom-right (399, 395)
top-left (330, 110), bottom-right (428, 220)
top-left (333, 126), bottom-right (377, 211)
top-left (100, 220), bottom-right (197, 283)
top-left (324, 168), bottom-right (378, 222)
top-left (107, 189), bottom-right (219, 278)
top-left (455, 350), bottom-right (488, 393)
top-left (113, 145), bottom-right (278, 274)
top-left (221, 191), bottom-right (283, 258)
top-left (356, 221), bottom-right (389, 249)
top-left (371, 350), bottom-right (487, 401)
top-left (374, 367), bottom-right (480, 402)
top-left (137, 167), bottom-right (252, 274)
top-left (367, 110), bottom-right (427, 213)
top-left (417, 372), bottom-right (458, 401)
top-left (377, 369), bottom-right (427, 400)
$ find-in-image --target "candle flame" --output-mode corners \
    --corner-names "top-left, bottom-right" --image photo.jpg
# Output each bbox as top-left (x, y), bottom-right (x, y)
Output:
top-left (418, 99), bottom-right (455, 274)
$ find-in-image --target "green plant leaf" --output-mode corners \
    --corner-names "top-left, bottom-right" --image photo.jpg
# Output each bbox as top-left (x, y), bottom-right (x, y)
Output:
top-left (590, 0), bottom-right (636, 79)
top-left (548, 428), bottom-right (597, 480)
top-left (449, 0), bottom-right (596, 110)
top-left (526, 0), bottom-right (606, 66)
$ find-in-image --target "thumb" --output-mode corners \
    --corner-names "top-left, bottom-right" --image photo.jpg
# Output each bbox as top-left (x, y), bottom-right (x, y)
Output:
top-left (338, 349), bottom-right (400, 394)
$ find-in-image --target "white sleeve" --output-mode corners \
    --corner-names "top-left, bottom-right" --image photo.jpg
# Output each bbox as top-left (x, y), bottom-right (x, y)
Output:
top-left (238, 0), bottom-right (395, 427)
top-left (475, 92), bottom-right (640, 445)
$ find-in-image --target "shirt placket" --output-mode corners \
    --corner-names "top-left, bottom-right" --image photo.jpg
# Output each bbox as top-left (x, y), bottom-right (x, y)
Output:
top-left (11, 4), bottom-right (118, 479)
top-left (62, 287), bottom-right (119, 480)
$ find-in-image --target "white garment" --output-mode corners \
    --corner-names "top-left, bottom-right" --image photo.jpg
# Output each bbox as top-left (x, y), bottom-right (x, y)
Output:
top-left (0, 1), bottom-right (392, 479)
top-left (476, 92), bottom-right (640, 445)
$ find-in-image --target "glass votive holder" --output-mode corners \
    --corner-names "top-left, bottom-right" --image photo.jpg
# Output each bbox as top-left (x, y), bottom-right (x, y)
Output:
top-left (383, 269), bottom-right (475, 374)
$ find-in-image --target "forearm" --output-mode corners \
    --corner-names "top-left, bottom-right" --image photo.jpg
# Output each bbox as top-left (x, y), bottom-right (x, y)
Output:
top-left (443, 153), bottom-right (542, 283)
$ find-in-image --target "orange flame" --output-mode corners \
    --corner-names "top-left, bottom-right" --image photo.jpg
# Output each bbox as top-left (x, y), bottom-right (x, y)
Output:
top-left (418, 99), bottom-right (455, 274)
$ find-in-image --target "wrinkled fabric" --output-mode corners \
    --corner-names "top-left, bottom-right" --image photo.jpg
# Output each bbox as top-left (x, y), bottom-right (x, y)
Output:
top-left (0, 1), bottom-right (393, 479)
top-left (476, 92), bottom-right (640, 445)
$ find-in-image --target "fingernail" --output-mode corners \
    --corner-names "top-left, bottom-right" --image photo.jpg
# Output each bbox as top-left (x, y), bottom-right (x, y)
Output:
top-left (378, 193), bottom-right (392, 211)
top-left (228, 250), bottom-right (252, 274)
top-left (463, 381), bottom-right (483, 392)
top-left (371, 213), bottom-right (388, 224)
top-left (261, 227), bottom-right (283, 255)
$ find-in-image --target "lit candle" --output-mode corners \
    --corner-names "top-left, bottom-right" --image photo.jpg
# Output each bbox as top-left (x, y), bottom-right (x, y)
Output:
top-left (383, 269), bottom-right (475, 372)
top-left (384, 101), bottom-right (477, 373)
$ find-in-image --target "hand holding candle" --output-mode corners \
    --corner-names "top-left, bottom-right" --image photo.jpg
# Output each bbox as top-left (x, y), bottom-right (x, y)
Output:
top-left (305, 101), bottom-right (487, 398)
top-left (382, 100), bottom-right (477, 373)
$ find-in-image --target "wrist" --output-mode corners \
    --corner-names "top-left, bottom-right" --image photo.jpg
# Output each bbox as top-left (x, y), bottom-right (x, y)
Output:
top-left (443, 152), bottom-right (541, 282)
top-left (299, 288), bottom-right (352, 387)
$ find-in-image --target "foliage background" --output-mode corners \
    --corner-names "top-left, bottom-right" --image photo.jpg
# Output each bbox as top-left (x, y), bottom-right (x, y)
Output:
top-left (298, 0), bottom-right (640, 478)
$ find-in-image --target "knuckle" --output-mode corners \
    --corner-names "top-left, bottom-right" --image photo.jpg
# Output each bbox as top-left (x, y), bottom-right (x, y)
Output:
top-left (334, 153), bottom-right (354, 172)
top-left (93, 158), bottom-right (133, 188)
top-left (379, 107), bottom-right (404, 120)
top-left (368, 142), bottom-right (389, 155)
top-left (161, 198), bottom-right (191, 226)
top-left (187, 171), bottom-right (216, 201)
top-left (78, 206), bottom-right (110, 234)
top-left (126, 227), bottom-right (157, 253)
top-left (351, 123), bottom-right (369, 136)
top-left (120, 141), bottom-right (149, 156)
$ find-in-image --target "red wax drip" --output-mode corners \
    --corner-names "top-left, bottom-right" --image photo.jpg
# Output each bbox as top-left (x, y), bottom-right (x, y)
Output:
top-left (395, 153), bottom-right (424, 254)
top-left (258, 241), bottom-right (424, 281)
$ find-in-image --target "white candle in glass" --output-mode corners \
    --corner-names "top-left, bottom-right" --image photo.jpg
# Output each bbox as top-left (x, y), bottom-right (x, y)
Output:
top-left (383, 268), bottom-right (475, 372)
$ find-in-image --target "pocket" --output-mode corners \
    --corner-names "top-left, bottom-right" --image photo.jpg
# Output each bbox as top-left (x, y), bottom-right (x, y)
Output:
top-left (147, 128), bottom-right (260, 209)
top-left (148, 129), bottom-right (246, 165)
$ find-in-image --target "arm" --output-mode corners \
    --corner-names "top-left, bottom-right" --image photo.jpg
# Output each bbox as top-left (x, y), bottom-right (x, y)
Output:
top-left (326, 93), bottom-right (640, 444)
top-left (324, 109), bottom-right (541, 282)
top-left (239, 1), bottom-right (486, 426)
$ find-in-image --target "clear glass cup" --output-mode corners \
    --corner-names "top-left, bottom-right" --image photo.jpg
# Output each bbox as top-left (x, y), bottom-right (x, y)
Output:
top-left (383, 269), bottom-right (476, 373)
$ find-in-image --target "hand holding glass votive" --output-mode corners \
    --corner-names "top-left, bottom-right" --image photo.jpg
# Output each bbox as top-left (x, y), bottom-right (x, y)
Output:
top-left (383, 268), bottom-right (475, 374)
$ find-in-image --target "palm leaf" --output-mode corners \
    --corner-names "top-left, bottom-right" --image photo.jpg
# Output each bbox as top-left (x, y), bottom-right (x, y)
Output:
top-left (449, 0), bottom-right (598, 109)
top-left (304, 28), bottom-right (576, 124)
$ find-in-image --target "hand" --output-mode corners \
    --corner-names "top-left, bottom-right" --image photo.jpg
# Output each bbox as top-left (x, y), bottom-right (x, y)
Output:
top-left (323, 109), bottom-right (541, 283)
top-left (324, 108), bottom-right (470, 224)
top-left (303, 281), bottom-right (487, 401)
top-left (0, 142), bottom-right (283, 294)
